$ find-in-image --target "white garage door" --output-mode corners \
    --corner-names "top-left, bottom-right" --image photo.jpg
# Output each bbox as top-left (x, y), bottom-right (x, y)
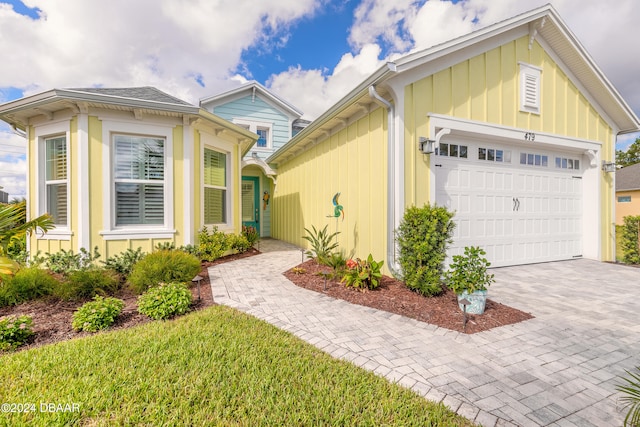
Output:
top-left (435, 139), bottom-right (583, 267)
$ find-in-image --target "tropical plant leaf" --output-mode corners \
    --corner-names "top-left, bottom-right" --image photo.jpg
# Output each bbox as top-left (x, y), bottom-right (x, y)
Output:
top-left (617, 366), bottom-right (640, 427)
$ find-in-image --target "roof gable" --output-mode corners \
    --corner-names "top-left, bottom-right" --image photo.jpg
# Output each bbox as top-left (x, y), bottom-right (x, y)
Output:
top-left (200, 81), bottom-right (303, 119)
top-left (268, 4), bottom-right (640, 165)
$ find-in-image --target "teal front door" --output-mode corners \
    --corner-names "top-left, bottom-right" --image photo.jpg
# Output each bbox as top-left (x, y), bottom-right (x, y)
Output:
top-left (241, 177), bottom-right (260, 234)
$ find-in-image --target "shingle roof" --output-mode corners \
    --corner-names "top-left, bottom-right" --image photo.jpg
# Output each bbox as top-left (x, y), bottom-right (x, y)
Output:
top-left (67, 87), bottom-right (194, 107)
top-left (616, 162), bottom-right (640, 191)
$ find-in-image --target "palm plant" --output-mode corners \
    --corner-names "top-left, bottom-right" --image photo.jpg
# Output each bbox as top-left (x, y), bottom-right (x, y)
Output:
top-left (617, 366), bottom-right (640, 427)
top-left (302, 225), bottom-right (340, 265)
top-left (0, 201), bottom-right (54, 275)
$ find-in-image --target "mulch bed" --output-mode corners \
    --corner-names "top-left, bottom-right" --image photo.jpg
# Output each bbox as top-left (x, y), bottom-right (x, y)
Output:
top-left (2, 247), bottom-right (534, 355)
top-left (284, 259), bottom-right (534, 334)
top-left (0, 248), bottom-right (260, 353)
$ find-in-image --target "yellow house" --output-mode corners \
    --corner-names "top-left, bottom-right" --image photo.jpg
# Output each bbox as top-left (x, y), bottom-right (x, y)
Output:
top-left (0, 87), bottom-right (257, 259)
top-left (268, 5), bottom-right (640, 273)
top-left (616, 163), bottom-right (640, 224)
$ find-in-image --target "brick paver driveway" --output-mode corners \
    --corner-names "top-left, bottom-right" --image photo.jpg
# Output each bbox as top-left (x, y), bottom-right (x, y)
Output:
top-left (211, 240), bottom-right (640, 426)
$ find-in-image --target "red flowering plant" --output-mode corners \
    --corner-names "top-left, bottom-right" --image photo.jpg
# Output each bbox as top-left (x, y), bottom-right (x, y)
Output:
top-left (341, 254), bottom-right (384, 291)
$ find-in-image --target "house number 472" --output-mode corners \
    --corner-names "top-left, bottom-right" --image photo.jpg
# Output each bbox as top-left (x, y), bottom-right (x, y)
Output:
top-left (524, 132), bottom-right (536, 141)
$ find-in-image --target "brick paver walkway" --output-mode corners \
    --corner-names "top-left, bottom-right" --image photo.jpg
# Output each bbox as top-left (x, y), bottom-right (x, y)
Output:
top-left (210, 238), bottom-right (640, 426)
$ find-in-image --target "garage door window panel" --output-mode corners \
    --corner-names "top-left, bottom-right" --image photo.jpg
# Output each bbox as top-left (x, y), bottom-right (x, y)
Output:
top-left (520, 152), bottom-right (548, 167)
top-left (437, 143), bottom-right (468, 158)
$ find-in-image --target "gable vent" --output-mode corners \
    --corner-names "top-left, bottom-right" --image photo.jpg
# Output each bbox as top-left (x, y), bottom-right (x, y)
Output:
top-left (519, 62), bottom-right (542, 114)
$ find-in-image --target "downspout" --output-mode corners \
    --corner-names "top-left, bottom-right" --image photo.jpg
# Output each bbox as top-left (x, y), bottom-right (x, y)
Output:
top-left (368, 86), bottom-right (401, 276)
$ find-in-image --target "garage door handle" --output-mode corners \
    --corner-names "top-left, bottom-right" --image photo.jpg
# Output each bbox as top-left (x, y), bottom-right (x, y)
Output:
top-left (513, 198), bottom-right (521, 211)
top-left (435, 164), bottom-right (442, 167)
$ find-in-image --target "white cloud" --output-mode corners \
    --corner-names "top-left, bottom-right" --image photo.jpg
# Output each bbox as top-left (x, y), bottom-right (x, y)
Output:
top-left (0, 0), bottom-right (638, 152)
top-left (268, 43), bottom-right (385, 119)
top-left (0, 125), bottom-right (27, 200)
top-left (0, 0), bottom-right (319, 102)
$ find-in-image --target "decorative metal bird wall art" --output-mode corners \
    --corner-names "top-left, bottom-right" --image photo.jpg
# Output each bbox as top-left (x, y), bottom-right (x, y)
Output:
top-left (263, 191), bottom-right (270, 210)
top-left (329, 192), bottom-right (344, 220)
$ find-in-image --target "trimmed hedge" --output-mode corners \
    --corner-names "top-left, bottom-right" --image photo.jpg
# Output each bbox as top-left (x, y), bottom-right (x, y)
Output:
top-left (396, 204), bottom-right (455, 296)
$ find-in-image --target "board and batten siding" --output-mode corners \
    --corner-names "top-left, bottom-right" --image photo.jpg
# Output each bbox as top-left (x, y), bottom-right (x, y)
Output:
top-left (272, 108), bottom-right (388, 270)
top-left (212, 95), bottom-right (291, 151)
top-left (403, 36), bottom-right (615, 260)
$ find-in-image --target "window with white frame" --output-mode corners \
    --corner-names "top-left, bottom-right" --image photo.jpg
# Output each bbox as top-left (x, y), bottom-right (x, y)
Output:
top-left (554, 156), bottom-right (581, 170)
top-left (436, 143), bottom-right (468, 158)
top-left (113, 135), bottom-right (165, 226)
top-left (519, 62), bottom-right (542, 114)
top-left (479, 147), bottom-right (511, 163)
top-left (44, 136), bottom-right (68, 226)
top-left (233, 119), bottom-right (272, 149)
top-left (520, 152), bottom-right (548, 167)
top-left (203, 148), bottom-right (227, 224)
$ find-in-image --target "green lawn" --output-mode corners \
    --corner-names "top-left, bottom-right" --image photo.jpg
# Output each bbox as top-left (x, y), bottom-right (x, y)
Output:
top-left (0, 306), bottom-right (474, 426)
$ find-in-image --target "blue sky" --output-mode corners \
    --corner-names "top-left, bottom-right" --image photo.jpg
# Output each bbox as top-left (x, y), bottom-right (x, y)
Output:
top-left (0, 0), bottom-right (639, 199)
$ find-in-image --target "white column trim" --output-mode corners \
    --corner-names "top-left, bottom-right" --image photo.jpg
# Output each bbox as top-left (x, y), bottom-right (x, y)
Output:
top-left (77, 112), bottom-right (90, 250)
top-left (182, 121), bottom-right (194, 245)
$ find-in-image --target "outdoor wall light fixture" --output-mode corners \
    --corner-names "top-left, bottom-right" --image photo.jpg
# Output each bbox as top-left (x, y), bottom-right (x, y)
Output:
top-left (601, 160), bottom-right (618, 173)
top-left (418, 137), bottom-right (435, 154)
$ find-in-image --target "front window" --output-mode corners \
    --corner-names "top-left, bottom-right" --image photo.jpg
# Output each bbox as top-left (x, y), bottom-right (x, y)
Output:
top-left (203, 148), bottom-right (227, 224)
top-left (256, 127), bottom-right (269, 148)
top-left (113, 135), bottom-right (165, 226)
top-left (233, 119), bottom-right (272, 150)
top-left (44, 136), bottom-right (68, 225)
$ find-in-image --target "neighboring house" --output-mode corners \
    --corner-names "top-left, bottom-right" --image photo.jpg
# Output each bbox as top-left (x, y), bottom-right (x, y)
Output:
top-left (616, 162), bottom-right (640, 224)
top-left (267, 5), bottom-right (640, 273)
top-left (0, 186), bottom-right (8, 204)
top-left (0, 87), bottom-right (257, 259)
top-left (200, 81), bottom-right (307, 237)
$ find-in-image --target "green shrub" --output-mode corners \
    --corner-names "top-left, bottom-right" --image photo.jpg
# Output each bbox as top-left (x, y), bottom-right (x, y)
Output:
top-left (54, 268), bottom-right (119, 301)
top-left (396, 204), bottom-right (455, 296)
top-left (128, 250), bottom-right (201, 294)
top-left (325, 251), bottom-right (347, 278)
top-left (621, 215), bottom-right (640, 265)
top-left (45, 247), bottom-right (101, 275)
top-left (616, 366), bottom-right (640, 427)
top-left (341, 254), bottom-right (384, 291)
top-left (302, 225), bottom-right (340, 265)
top-left (178, 244), bottom-right (199, 257)
top-left (242, 225), bottom-right (259, 247)
top-left (137, 282), bottom-right (192, 320)
top-left (198, 226), bottom-right (231, 261)
top-left (444, 246), bottom-right (494, 294)
top-left (0, 315), bottom-right (33, 351)
top-left (155, 242), bottom-right (176, 251)
top-left (0, 266), bottom-right (58, 307)
top-left (72, 296), bottom-right (125, 332)
top-left (229, 234), bottom-right (252, 254)
top-left (102, 247), bottom-right (146, 277)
